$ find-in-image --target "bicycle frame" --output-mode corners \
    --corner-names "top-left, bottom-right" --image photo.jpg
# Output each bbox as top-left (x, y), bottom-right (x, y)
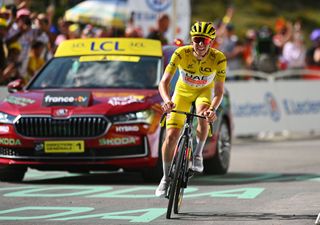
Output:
top-left (161, 108), bottom-right (209, 219)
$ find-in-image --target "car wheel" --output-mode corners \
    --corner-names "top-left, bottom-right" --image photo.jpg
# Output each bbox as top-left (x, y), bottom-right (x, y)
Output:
top-left (141, 127), bottom-right (165, 182)
top-left (204, 119), bottom-right (231, 174)
top-left (0, 165), bottom-right (27, 182)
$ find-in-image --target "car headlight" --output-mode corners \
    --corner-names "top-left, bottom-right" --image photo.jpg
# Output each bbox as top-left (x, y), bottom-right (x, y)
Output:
top-left (110, 110), bottom-right (154, 124)
top-left (0, 112), bottom-right (16, 124)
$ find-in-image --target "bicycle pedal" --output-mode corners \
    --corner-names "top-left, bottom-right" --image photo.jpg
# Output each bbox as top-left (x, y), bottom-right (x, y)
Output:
top-left (187, 170), bottom-right (195, 178)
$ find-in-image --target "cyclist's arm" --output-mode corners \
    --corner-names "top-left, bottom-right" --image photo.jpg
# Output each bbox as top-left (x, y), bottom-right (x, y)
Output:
top-left (159, 48), bottom-right (182, 103)
top-left (159, 71), bottom-right (173, 103)
top-left (210, 53), bottom-right (227, 111)
top-left (210, 80), bottom-right (224, 111)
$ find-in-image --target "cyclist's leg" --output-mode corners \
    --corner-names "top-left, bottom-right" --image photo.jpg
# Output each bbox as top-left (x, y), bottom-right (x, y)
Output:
top-left (156, 93), bottom-right (193, 197)
top-left (192, 88), bottom-right (211, 172)
top-left (161, 128), bottom-right (180, 179)
top-left (195, 87), bottom-right (212, 145)
top-left (163, 92), bottom-right (195, 175)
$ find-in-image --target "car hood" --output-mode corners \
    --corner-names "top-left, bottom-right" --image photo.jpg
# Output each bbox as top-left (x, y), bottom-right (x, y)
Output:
top-left (0, 89), bottom-right (162, 116)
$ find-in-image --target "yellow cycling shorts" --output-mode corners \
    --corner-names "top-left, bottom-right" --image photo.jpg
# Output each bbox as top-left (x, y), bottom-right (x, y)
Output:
top-left (166, 87), bottom-right (212, 129)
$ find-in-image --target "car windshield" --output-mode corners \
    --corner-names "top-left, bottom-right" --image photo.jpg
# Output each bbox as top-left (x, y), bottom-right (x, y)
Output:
top-left (28, 55), bottom-right (162, 89)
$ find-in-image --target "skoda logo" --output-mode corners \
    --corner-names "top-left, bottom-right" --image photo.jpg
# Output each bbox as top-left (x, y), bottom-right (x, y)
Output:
top-left (146, 0), bottom-right (171, 12)
top-left (55, 109), bottom-right (69, 117)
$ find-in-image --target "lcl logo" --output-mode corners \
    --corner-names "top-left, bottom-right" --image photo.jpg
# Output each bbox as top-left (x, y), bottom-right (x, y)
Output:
top-left (200, 67), bottom-right (212, 73)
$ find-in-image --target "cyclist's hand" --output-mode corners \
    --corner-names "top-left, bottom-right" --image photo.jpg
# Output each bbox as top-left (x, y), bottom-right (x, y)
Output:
top-left (203, 109), bottom-right (217, 122)
top-left (162, 100), bottom-right (175, 113)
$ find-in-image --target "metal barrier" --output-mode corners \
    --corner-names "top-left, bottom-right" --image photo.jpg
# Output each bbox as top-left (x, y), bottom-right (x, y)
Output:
top-left (227, 68), bottom-right (320, 80)
top-left (226, 69), bottom-right (320, 137)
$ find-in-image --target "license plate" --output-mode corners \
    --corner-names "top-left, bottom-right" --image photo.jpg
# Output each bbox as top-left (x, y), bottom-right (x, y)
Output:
top-left (44, 140), bottom-right (85, 153)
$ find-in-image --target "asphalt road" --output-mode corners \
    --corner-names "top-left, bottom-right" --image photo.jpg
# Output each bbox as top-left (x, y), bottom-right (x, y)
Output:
top-left (0, 137), bottom-right (319, 225)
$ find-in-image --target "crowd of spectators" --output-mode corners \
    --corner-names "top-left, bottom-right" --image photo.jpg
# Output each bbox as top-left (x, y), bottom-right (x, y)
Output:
top-left (0, 2), bottom-right (319, 86)
top-left (212, 8), bottom-right (320, 80)
top-left (0, 1), bottom-right (173, 86)
top-left (0, 2), bottom-right (56, 85)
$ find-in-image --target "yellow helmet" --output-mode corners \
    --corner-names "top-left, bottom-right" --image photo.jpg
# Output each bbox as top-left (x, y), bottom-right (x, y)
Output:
top-left (0, 18), bottom-right (7, 27)
top-left (8, 42), bottom-right (22, 52)
top-left (190, 22), bottom-right (216, 40)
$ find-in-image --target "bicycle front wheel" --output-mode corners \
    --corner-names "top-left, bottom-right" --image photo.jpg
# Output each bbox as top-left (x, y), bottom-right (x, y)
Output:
top-left (173, 170), bottom-right (185, 214)
top-left (166, 136), bottom-right (187, 219)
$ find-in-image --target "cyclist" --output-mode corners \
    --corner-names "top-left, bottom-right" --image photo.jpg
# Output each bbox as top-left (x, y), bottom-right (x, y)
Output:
top-left (156, 22), bottom-right (227, 197)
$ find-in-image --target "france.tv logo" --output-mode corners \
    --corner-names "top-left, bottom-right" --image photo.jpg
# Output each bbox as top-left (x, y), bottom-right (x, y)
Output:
top-left (264, 92), bottom-right (281, 122)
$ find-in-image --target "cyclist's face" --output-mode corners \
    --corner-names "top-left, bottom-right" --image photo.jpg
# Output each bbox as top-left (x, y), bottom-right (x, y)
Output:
top-left (192, 36), bottom-right (212, 57)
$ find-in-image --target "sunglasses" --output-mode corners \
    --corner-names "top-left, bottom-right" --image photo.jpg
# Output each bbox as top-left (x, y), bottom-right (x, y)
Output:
top-left (192, 36), bottom-right (212, 45)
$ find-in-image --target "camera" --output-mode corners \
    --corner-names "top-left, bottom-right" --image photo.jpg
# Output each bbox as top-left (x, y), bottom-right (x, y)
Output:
top-left (21, 16), bottom-right (32, 27)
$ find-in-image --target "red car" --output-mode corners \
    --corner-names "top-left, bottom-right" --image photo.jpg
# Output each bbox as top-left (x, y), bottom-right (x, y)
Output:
top-left (0, 38), bottom-right (232, 182)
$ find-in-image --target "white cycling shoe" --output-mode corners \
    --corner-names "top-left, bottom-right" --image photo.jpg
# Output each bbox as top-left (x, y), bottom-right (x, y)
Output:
top-left (191, 155), bottom-right (204, 173)
top-left (155, 177), bottom-right (169, 197)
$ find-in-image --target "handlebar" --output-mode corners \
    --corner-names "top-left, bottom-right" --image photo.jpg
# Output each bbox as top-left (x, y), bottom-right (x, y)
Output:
top-left (160, 109), bottom-right (214, 136)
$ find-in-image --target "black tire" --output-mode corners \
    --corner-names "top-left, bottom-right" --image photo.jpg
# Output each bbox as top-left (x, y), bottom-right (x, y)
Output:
top-left (204, 119), bottom-right (231, 175)
top-left (173, 136), bottom-right (191, 214)
top-left (173, 165), bottom-right (185, 214)
top-left (0, 165), bottom-right (27, 182)
top-left (166, 136), bottom-right (186, 219)
top-left (141, 127), bottom-right (165, 182)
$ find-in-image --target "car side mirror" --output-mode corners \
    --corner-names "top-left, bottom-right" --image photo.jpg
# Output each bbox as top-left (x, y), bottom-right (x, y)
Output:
top-left (7, 79), bottom-right (24, 93)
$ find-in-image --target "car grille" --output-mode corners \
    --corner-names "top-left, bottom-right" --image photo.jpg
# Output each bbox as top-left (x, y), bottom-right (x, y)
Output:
top-left (14, 116), bottom-right (109, 138)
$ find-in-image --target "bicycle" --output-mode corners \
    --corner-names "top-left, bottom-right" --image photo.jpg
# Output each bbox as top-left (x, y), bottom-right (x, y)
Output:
top-left (160, 106), bottom-right (213, 219)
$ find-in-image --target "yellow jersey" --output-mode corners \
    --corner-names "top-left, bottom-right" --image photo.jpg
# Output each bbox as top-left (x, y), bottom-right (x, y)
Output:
top-left (165, 45), bottom-right (227, 93)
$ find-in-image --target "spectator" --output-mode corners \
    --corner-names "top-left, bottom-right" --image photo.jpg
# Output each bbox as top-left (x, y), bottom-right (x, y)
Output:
top-left (242, 29), bottom-right (256, 69)
top-left (95, 27), bottom-right (110, 38)
top-left (125, 12), bottom-right (143, 38)
top-left (45, 4), bottom-right (55, 33)
top-left (109, 27), bottom-right (125, 37)
top-left (0, 6), bottom-right (11, 21)
top-left (281, 33), bottom-right (306, 69)
top-left (252, 26), bottom-right (278, 73)
top-left (25, 41), bottom-right (45, 83)
top-left (272, 18), bottom-right (292, 54)
top-left (81, 24), bottom-right (95, 38)
top-left (306, 28), bottom-right (320, 67)
top-left (0, 18), bottom-right (8, 76)
top-left (54, 18), bottom-right (70, 49)
top-left (219, 23), bottom-right (244, 71)
top-left (34, 13), bottom-right (56, 60)
top-left (5, 8), bottom-right (34, 77)
top-left (212, 6), bottom-right (234, 49)
top-left (1, 42), bottom-right (22, 85)
top-left (68, 23), bottom-right (81, 39)
top-left (304, 28), bottom-right (320, 79)
top-left (146, 13), bottom-right (170, 45)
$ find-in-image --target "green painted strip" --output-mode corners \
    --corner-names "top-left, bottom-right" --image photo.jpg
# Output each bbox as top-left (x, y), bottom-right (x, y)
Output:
top-left (196, 173), bottom-right (281, 183)
top-left (0, 206), bottom-right (94, 220)
top-left (185, 187), bottom-right (265, 199)
top-left (0, 186), bottom-right (37, 192)
top-left (52, 208), bottom-right (167, 223)
top-left (4, 186), bottom-right (113, 197)
top-left (88, 186), bottom-right (198, 198)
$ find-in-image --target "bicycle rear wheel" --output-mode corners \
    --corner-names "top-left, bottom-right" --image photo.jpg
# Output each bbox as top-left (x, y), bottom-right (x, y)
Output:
top-left (166, 136), bottom-right (187, 219)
